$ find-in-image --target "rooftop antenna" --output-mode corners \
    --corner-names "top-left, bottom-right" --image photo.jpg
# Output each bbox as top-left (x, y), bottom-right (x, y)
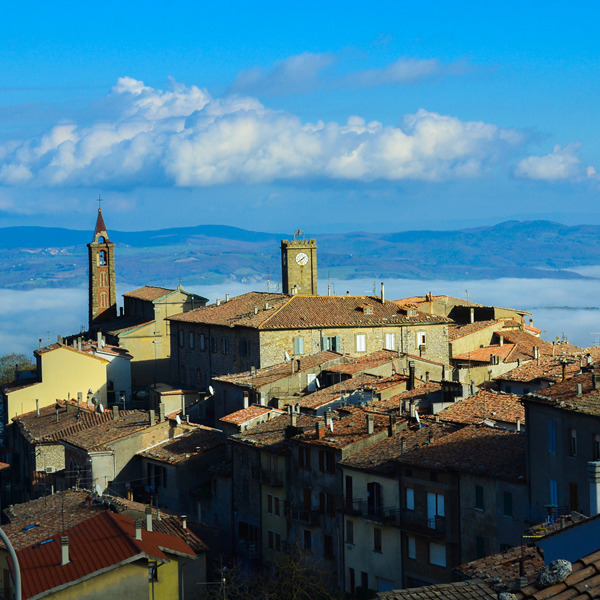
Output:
top-left (465, 289), bottom-right (470, 303)
top-left (266, 267), bottom-right (270, 293)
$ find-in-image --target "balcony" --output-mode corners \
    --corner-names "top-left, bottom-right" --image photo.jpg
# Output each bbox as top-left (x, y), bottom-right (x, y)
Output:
top-left (401, 510), bottom-right (446, 537)
top-left (343, 498), bottom-right (401, 525)
top-left (287, 506), bottom-right (321, 526)
top-left (251, 465), bottom-right (284, 487)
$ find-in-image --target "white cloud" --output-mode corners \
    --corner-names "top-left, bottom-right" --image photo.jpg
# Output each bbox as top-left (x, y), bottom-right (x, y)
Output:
top-left (514, 143), bottom-right (598, 182)
top-left (0, 77), bottom-right (525, 189)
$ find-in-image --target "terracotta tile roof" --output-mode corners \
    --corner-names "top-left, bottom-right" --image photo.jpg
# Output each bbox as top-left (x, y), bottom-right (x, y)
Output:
top-left (213, 351), bottom-right (342, 388)
top-left (137, 425), bottom-right (224, 464)
top-left (219, 405), bottom-right (285, 426)
top-left (452, 343), bottom-right (516, 363)
top-left (370, 382), bottom-right (443, 413)
top-left (297, 376), bottom-right (379, 410)
top-left (497, 356), bottom-right (581, 384)
top-left (437, 390), bottom-right (525, 426)
top-left (367, 373), bottom-right (410, 392)
top-left (515, 549), bottom-right (600, 599)
top-left (14, 401), bottom-right (123, 444)
top-left (523, 371), bottom-right (600, 417)
top-left (33, 343), bottom-right (106, 363)
top-left (231, 413), bottom-right (319, 450)
top-left (61, 409), bottom-right (156, 451)
top-left (297, 408), bottom-right (390, 449)
top-left (123, 285), bottom-right (176, 301)
top-left (524, 323), bottom-right (542, 334)
top-left (378, 580), bottom-right (496, 599)
top-left (15, 510), bottom-right (196, 600)
top-left (103, 316), bottom-right (155, 337)
top-left (325, 350), bottom-right (399, 375)
top-left (448, 319), bottom-right (501, 341)
top-left (169, 293), bottom-right (451, 330)
top-left (340, 421), bottom-right (460, 474)
top-left (456, 544), bottom-right (545, 593)
top-left (500, 329), bottom-right (580, 360)
top-left (396, 424), bottom-right (526, 482)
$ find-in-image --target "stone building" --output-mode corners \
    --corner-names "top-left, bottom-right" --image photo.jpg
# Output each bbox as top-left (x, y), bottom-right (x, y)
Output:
top-left (281, 231), bottom-right (318, 295)
top-left (168, 292), bottom-right (451, 389)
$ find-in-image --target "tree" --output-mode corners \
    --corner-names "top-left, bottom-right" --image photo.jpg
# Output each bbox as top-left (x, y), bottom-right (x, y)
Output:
top-left (0, 352), bottom-right (35, 385)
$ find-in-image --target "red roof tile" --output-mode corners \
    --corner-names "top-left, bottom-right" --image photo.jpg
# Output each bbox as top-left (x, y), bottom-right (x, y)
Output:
top-left (325, 350), bottom-right (399, 375)
top-left (437, 390), bottom-right (525, 426)
top-left (297, 376), bottom-right (379, 410)
top-left (452, 343), bottom-right (516, 362)
top-left (123, 286), bottom-right (176, 301)
top-left (497, 356), bottom-right (581, 384)
top-left (219, 405), bottom-right (285, 426)
top-left (449, 319), bottom-right (501, 341)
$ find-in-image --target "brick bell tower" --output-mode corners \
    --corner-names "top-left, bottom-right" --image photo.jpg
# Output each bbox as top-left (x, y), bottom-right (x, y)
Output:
top-left (281, 230), bottom-right (318, 295)
top-left (88, 205), bottom-right (117, 330)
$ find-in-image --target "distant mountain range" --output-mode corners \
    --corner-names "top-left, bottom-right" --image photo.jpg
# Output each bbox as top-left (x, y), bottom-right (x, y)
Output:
top-left (2, 220), bottom-right (600, 290)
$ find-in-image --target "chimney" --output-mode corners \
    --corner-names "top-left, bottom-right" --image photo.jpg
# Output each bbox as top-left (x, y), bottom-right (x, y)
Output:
top-left (499, 335), bottom-right (504, 347)
top-left (408, 361), bottom-right (415, 391)
top-left (181, 515), bottom-right (187, 530)
top-left (346, 291), bottom-right (350, 297)
top-left (594, 373), bottom-right (600, 390)
top-left (366, 414), bottom-right (374, 435)
top-left (225, 293), bottom-right (230, 302)
top-left (469, 307), bottom-right (474, 324)
top-left (77, 392), bottom-right (82, 406)
top-left (149, 409), bottom-right (155, 425)
top-left (243, 391), bottom-right (249, 409)
top-left (442, 365), bottom-right (446, 381)
top-left (409, 400), bottom-right (416, 419)
top-left (328, 284), bottom-right (331, 296)
top-left (254, 305), bottom-right (258, 314)
top-left (112, 405), bottom-right (119, 420)
top-left (216, 298), bottom-right (221, 306)
top-left (135, 519), bottom-right (143, 540)
top-left (325, 410), bottom-right (333, 428)
top-left (57, 334), bottom-right (63, 344)
top-left (425, 371), bottom-right (430, 383)
top-left (577, 383), bottom-right (583, 396)
top-left (381, 282), bottom-right (385, 305)
top-left (535, 346), bottom-right (540, 366)
top-left (562, 361), bottom-right (567, 382)
top-left (39, 338), bottom-right (42, 349)
top-left (400, 437), bottom-right (406, 454)
top-left (388, 414), bottom-right (397, 437)
top-left (588, 461), bottom-right (600, 516)
top-left (97, 331), bottom-right (102, 347)
top-left (290, 410), bottom-right (297, 427)
top-left (264, 301), bottom-right (270, 310)
top-left (61, 536), bottom-right (70, 565)
top-left (470, 379), bottom-right (475, 396)
top-left (516, 418), bottom-right (521, 432)
top-left (36, 399), bottom-right (40, 417)
top-left (159, 403), bottom-right (166, 423)
top-left (316, 421), bottom-right (326, 439)
top-left (120, 306), bottom-right (124, 317)
top-left (145, 507), bottom-right (153, 532)
top-left (530, 318), bottom-right (534, 327)
top-left (428, 431), bottom-right (433, 444)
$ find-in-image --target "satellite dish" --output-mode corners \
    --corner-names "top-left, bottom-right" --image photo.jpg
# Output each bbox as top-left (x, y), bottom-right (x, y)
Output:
top-left (415, 410), bottom-right (420, 424)
top-left (98, 403), bottom-right (105, 413)
top-left (315, 379), bottom-right (320, 388)
top-left (284, 351), bottom-right (291, 362)
top-left (95, 483), bottom-right (102, 496)
top-left (176, 414), bottom-right (182, 425)
top-left (208, 385), bottom-right (215, 396)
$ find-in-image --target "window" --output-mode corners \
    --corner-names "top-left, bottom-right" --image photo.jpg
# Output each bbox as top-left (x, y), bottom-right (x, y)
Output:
top-left (200, 334), bottom-right (206, 351)
top-left (549, 479), bottom-right (558, 506)
top-left (548, 420), bottom-right (557, 454)
top-left (426, 492), bottom-right (444, 529)
top-left (210, 336), bottom-right (217, 353)
top-left (275, 532), bottom-right (281, 552)
top-left (222, 337), bottom-right (229, 354)
top-left (367, 482), bottom-right (383, 516)
top-left (148, 463), bottom-right (167, 489)
top-left (594, 434), bottom-right (600, 460)
top-left (346, 519), bottom-right (354, 544)
top-left (407, 536), bottom-right (416, 560)
top-left (476, 535), bottom-right (486, 559)
top-left (303, 487), bottom-right (312, 510)
top-left (99, 292), bottom-right (109, 308)
top-left (319, 450), bottom-right (335, 474)
top-left (189, 332), bottom-right (194, 349)
top-left (324, 534), bottom-right (333, 559)
top-left (267, 494), bottom-right (273, 514)
top-left (356, 334), bottom-right (367, 352)
top-left (406, 487), bottom-right (415, 510)
top-left (303, 529), bottom-right (312, 551)
top-left (475, 485), bottom-right (484, 510)
top-left (417, 331), bottom-right (426, 347)
top-left (98, 250), bottom-right (107, 266)
top-left (373, 527), bottom-right (382, 552)
top-left (99, 271), bottom-right (108, 287)
top-left (268, 530), bottom-right (274, 549)
top-left (569, 428), bottom-right (577, 457)
top-left (299, 447), bottom-right (311, 469)
top-left (503, 491), bottom-right (513, 517)
top-left (384, 333), bottom-right (396, 351)
top-left (429, 542), bottom-right (446, 567)
top-left (294, 337), bottom-right (305, 355)
top-left (274, 496), bottom-right (280, 516)
top-left (179, 329), bottom-right (184, 348)
top-left (322, 335), bottom-right (341, 352)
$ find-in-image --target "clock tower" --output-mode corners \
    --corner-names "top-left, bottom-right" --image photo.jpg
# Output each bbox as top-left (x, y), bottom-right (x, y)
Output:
top-left (88, 206), bottom-right (117, 330)
top-left (281, 231), bottom-right (318, 295)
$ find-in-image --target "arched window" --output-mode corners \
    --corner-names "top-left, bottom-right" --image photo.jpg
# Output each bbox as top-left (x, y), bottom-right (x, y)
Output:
top-left (98, 250), bottom-right (107, 266)
top-left (97, 236), bottom-right (105, 243)
top-left (99, 271), bottom-right (108, 287)
top-left (99, 292), bottom-right (109, 308)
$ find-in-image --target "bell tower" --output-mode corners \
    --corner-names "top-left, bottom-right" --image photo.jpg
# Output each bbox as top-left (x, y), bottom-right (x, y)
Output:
top-left (88, 204), bottom-right (117, 330)
top-left (281, 230), bottom-right (318, 295)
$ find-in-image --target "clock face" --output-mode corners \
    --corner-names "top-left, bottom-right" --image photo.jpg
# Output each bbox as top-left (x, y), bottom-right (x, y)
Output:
top-left (296, 252), bottom-right (309, 266)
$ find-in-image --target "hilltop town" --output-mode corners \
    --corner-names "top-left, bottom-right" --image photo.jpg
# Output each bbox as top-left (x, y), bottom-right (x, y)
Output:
top-left (1, 208), bottom-right (599, 600)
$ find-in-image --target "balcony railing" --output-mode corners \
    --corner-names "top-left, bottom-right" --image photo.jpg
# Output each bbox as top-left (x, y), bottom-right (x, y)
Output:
top-left (251, 465), bottom-right (284, 486)
top-left (401, 510), bottom-right (446, 536)
top-left (287, 506), bottom-right (321, 525)
top-left (343, 498), bottom-right (401, 524)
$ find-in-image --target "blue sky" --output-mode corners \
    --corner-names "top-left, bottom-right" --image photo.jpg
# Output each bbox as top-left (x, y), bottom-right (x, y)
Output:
top-left (1, 1), bottom-right (599, 233)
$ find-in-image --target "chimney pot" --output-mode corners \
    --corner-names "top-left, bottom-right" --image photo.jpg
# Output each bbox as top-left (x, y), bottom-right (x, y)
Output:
top-left (594, 373), bottom-right (600, 390)
top-left (366, 414), bottom-right (374, 435)
top-left (149, 409), bottom-right (155, 425)
top-left (159, 403), bottom-right (166, 423)
top-left (61, 536), bottom-right (69, 565)
top-left (316, 421), bottom-right (326, 439)
top-left (135, 519), bottom-right (143, 540)
top-left (112, 405), bottom-right (119, 420)
top-left (381, 282), bottom-right (385, 305)
top-left (216, 298), bottom-right (221, 306)
top-left (290, 411), bottom-right (297, 427)
top-left (401, 437), bottom-right (406, 454)
top-left (181, 515), bottom-right (187, 530)
top-left (145, 507), bottom-right (153, 532)
top-left (225, 294), bottom-right (230, 302)
top-left (577, 383), bottom-right (583, 396)
top-left (36, 399), bottom-right (40, 417)
top-left (409, 400), bottom-right (416, 419)
top-left (516, 418), bottom-right (521, 432)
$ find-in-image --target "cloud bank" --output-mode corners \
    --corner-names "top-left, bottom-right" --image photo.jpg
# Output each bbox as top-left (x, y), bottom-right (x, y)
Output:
top-left (514, 143), bottom-right (599, 182)
top-left (0, 77), bottom-right (527, 189)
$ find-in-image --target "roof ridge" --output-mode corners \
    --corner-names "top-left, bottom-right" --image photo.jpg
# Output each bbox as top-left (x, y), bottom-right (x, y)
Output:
top-left (258, 295), bottom-right (295, 328)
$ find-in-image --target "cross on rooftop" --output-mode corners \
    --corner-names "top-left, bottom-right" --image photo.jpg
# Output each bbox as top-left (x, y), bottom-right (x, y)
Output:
top-left (96, 195), bottom-right (103, 210)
